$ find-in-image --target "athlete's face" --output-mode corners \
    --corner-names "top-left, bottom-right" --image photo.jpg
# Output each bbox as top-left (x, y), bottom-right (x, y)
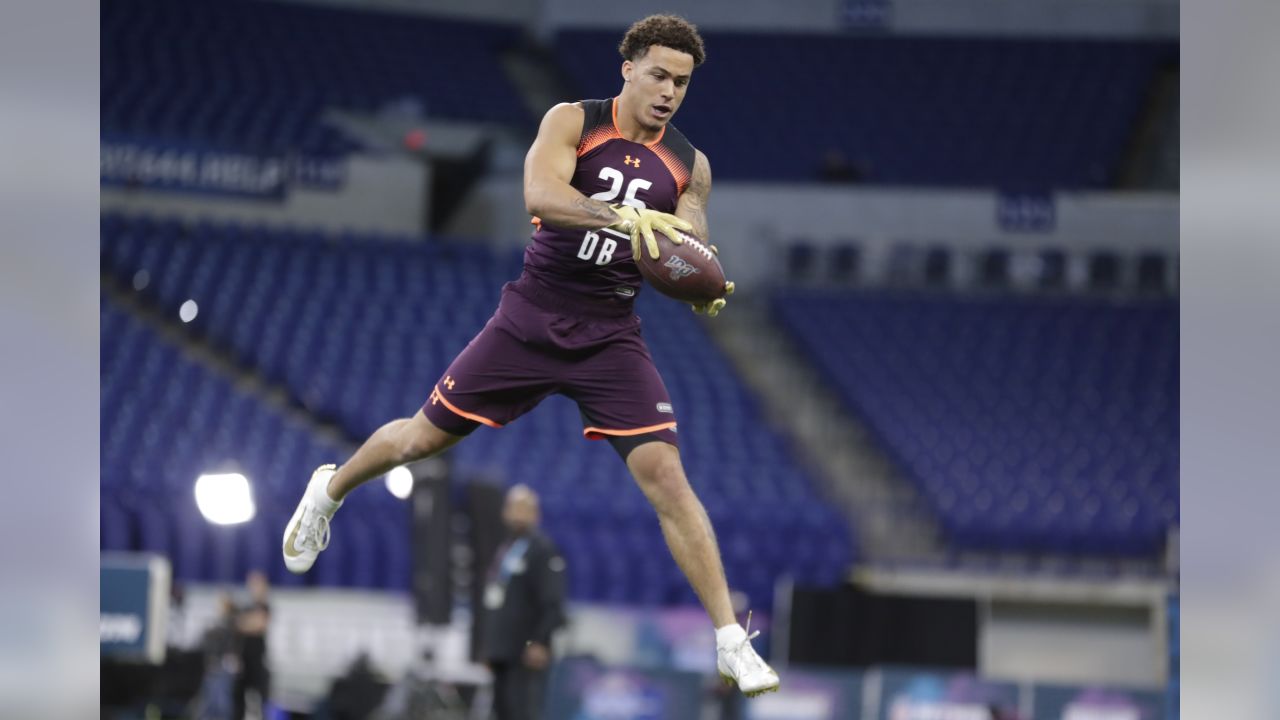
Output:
top-left (622, 44), bottom-right (695, 131)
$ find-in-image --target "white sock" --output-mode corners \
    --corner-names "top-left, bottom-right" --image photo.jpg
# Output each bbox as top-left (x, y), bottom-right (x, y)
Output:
top-left (312, 469), bottom-right (343, 514)
top-left (716, 623), bottom-right (747, 648)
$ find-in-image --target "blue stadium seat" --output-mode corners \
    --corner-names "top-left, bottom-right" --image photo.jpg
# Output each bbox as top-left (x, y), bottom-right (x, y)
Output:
top-left (102, 0), bottom-right (531, 155)
top-left (102, 213), bottom-right (856, 605)
top-left (555, 31), bottom-right (1174, 189)
top-left (101, 290), bottom-right (411, 590)
top-left (774, 289), bottom-right (1177, 556)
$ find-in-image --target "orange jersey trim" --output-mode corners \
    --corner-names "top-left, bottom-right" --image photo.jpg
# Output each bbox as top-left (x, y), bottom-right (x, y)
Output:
top-left (583, 421), bottom-right (677, 439)
top-left (430, 385), bottom-right (502, 429)
top-left (612, 96), bottom-right (665, 148)
top-left (651, 142), bottom-right (691, 195)
top-left (578, 101), bottom-right (623, 157)
top-left (579, 97), bottom-right (670, 158)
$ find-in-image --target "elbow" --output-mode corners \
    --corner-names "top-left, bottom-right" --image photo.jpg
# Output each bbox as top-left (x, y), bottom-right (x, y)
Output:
top-left (523, 186), bottom-right (542, 217)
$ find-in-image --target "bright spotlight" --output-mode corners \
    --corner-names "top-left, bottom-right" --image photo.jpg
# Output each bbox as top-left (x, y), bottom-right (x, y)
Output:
top-left (179, 299), bottom-right (199, 323)
top-left (194, 473), bottom-right (256, 525)
top-left (386, 466), bottom-right (414, 500)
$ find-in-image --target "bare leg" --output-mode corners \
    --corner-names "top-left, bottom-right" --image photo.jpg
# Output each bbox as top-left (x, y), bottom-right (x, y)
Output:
top-left (327, 410), bottom-right (463, 500)
top-left (627, 441), bottom-right (736, 628)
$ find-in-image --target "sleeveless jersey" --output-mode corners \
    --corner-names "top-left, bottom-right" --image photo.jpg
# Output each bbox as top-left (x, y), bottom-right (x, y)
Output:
top-left (523, 97), bottom-right (698, 308)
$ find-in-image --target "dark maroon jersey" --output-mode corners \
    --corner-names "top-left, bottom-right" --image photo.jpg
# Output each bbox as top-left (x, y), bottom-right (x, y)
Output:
top-left (523, 97), bottom-right (698, 308)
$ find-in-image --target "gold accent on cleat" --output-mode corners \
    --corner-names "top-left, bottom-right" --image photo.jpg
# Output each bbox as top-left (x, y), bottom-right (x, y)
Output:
top-left (721, 673), bottom-right (781, 698)
top-left (744, 685), bottom-right (780, 698)
top-left (283, 524), bottom-right (303, 558)
top-left (284, 464), bottom-right (338, 561)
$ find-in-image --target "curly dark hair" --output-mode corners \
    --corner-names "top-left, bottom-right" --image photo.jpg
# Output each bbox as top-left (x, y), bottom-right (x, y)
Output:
top-left (617, 14), bottom-right (706, 67)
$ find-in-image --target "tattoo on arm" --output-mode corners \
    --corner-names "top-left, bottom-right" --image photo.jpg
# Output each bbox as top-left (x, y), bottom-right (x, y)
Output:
top-left (683, 153), bottom-right (712, 239)
top-left (572, 195), bottom-right (618, 226)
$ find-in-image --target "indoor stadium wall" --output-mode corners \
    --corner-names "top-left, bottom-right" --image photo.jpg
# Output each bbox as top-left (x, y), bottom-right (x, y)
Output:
top-left (242, 0), bottom-right (1178, 38)
top-left (537, 0), bottom-right (1177, 37)
top-left (456, 179), bottom-right (1178, 288)
top-left (101, 153), bottom-right (430, 235)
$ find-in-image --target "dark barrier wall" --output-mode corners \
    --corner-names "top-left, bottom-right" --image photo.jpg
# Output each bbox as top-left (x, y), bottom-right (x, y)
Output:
top-left (787, 585), bottom-right (978, 668)
top-left (467, 480), bottom-right (510, 661)
top-left (412, 470), bottom-right (453, 625)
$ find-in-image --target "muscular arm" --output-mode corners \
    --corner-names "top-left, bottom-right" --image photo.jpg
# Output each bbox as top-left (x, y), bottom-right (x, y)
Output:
top-left (675, 150), bottom-right (712, 240)
top-left (523, 103), bottom-right (618, 230)
top-left (677, 151), bottom-right (733, 314)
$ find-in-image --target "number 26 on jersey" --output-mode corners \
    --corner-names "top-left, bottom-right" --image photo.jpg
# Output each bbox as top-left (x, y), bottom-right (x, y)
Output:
top-left (578, 166), bottom-right (650, 265)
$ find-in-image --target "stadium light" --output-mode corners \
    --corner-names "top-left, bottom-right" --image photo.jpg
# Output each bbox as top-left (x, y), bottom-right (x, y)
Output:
top-left (194, 473), bottom-right (256, 525)
top-left (386, 465), bottom-right (413, 500)
top-left (179, 299), bottom-right (199, 323)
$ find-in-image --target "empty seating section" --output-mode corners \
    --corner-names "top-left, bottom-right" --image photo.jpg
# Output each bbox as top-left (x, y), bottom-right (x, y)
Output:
top-left (774, 290), bottom-right (1177, 555)
top-left (556, 31), bottom-right (1174, 188)
top-left (101, 294), bottom-right (412, 591)
top-left (102, 0), bottom-right (529, 155)
top-left (101, 213), bottom-right (854, 606)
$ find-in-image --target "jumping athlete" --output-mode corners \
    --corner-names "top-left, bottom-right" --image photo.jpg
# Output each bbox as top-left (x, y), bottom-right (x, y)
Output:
top-left (282, 14), bottom-right (779, 697)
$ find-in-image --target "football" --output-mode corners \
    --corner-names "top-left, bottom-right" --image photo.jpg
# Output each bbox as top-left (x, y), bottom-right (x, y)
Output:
top-left (634, 228), bottom-right (727, 304)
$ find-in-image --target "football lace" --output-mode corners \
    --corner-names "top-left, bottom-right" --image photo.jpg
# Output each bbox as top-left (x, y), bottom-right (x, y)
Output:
top-left (680, 233), bottom-right (715, 260)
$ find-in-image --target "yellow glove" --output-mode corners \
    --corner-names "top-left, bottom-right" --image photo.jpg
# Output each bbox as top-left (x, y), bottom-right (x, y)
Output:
top-left (691, 244), bottom-right (735, 318)
top-left (609, 204), bottom-right (693, 261)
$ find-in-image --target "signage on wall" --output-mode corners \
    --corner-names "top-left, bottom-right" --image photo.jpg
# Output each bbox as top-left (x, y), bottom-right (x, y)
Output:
top-left (842, 0), bottom-right (893, 29)
top-left (101, 137), bottom-right (348, 199)
top-left (879, 669), bottom-right (1022, 720)
top-left (101, 553), bottom-right (171, 664)
top-left (997, 192), bottom-right (1057, 233)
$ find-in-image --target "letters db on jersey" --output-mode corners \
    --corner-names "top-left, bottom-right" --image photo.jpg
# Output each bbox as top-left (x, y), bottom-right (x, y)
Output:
top-left (525, 98), bottom-right (712, 305)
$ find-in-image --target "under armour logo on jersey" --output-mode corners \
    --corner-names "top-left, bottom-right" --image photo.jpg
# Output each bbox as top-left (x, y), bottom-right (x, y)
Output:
top-left (664, 255), bottom-right (702, 281)
top-left (624, 155), bottom-right (640, 168)
top-left (444, 376), bottom-right (456, 390)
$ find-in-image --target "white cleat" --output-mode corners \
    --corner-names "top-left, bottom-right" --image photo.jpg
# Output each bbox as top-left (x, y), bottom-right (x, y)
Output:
top-left (717, 612), bottom-right (780, 698)
top-left (282, 464), bottom-right (342, 574)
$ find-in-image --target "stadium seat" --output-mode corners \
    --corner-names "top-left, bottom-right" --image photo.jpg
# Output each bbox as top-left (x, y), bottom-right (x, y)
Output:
top-left (1088, 251), bottom-right (1123, 291)
top-left (1136, 253), bottom-right (1171, 295)
top-left (101, 213), bottom-right (856, 606)
top-left (828, 243), bottom-right (861, 285)
top-left (556, 31), bottom-right (1175, 189)
top-left (773, 288), bottom-right (1177, 556)
top-left (100, 291), bottom-right (411, 590)
top-left (102, 0), bottom-right (532, 156)
top-left (978, 248), bottom-right (1012, 289)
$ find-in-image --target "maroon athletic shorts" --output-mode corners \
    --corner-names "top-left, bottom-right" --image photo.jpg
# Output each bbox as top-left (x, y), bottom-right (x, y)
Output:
top-left (422, 273), bottom-right (678, 447)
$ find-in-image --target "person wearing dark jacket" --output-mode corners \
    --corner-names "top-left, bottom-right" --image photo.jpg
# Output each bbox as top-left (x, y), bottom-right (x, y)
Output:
top-left (234, 571), bottom-right (271, 720)
top-left (480, 484), bottom-right (566, 720)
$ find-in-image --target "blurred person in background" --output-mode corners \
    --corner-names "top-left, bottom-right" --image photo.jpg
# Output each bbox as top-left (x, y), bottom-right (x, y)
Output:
top-left (234, 571), bottom-right (272, 720)
top-left (197, 593), bottom-right (240, 720)
top-left (281, 11), bottom-right (778, 699)
top-left (480, 484), bottom-right (565, 720)
top-left (817, 147), bottom-right (865, 183)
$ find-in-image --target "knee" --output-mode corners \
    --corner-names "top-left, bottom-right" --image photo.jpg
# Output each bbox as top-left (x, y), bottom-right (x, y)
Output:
top-left (636, 456), bottom-right (693, 510)
top-left (395, 419), bottom-right (451, 463)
